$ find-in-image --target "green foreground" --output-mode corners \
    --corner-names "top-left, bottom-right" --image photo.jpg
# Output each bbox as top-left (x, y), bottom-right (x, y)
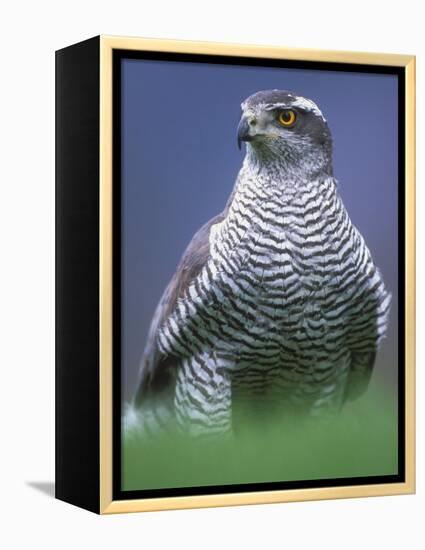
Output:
top-left (122, 385), bottom-right (398, 492)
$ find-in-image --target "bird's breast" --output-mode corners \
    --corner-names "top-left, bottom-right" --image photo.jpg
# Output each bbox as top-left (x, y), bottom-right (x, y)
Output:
top-left (206, 178), bottom-right (356, 350)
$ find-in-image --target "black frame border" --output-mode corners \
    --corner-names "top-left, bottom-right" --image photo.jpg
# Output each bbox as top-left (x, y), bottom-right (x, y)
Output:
top-left (112, 49), bottom-right (406, 502)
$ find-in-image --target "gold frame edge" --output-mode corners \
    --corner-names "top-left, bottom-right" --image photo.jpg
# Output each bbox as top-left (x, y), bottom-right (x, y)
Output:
top-left (99, 36), bottom-right (114, 513)
top-left (98, 36), bottom-right (416, 515)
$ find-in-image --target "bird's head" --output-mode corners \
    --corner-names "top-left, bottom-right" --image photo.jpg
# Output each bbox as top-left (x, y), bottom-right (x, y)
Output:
top-left (237, 90), bottom-right (333, 180)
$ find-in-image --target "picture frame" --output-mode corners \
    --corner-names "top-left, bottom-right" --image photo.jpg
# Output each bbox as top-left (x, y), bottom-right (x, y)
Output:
top-left (55, 35), bottom-right (415, 514)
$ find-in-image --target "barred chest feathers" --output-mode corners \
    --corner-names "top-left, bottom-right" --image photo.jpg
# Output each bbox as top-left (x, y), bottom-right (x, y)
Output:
top-left (205, 166), bottom-right (366, 353)
top-left (159, 164), bottom-right (389, 367)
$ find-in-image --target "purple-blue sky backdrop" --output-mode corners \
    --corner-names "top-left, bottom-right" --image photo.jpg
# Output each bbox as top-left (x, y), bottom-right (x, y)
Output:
top-left (121, 58), bottom-right (398, 401)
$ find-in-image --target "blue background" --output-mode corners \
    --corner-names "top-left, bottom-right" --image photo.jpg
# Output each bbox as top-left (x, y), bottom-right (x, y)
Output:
top-left (121, 58), bottom-right (398, 401)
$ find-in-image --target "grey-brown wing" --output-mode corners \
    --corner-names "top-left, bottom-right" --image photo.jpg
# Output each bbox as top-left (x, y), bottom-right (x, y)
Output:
top-left (133, 212), bottom-right (225, 407)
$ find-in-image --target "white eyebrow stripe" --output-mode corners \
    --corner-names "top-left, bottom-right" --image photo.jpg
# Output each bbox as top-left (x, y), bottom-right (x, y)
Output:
top-left (241, 96), bottom-right (326, 122)
top-left (290, 97), bottom-right (326, 121)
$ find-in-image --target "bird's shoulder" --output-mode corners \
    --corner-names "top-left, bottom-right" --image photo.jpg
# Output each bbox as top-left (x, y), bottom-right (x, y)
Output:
top-left (134, 210), bottom-right (226, 404)
top-left (161, 178), bottom-right (239, 318)
top-left (164, 211), bottom-right (225, 315)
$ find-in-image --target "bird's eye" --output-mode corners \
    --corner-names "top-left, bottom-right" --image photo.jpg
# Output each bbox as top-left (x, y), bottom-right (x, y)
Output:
top-left (277, 110), bottom-right (296, 127)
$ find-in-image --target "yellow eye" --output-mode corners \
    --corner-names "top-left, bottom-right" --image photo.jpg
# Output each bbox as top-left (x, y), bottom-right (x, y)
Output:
top-left (278, 110), bottom-right (296, 127)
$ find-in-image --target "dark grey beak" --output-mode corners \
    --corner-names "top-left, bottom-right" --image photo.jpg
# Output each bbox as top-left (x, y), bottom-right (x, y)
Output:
top-left (237, 117), bottom-right (252, 149)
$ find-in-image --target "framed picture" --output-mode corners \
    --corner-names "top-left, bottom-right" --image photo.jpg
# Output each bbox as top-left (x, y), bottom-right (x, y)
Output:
top-left (55, 36), bottom-right (415, 514)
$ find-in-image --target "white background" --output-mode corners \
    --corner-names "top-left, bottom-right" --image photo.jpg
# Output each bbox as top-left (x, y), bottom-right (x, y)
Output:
top-left (0, 0), bottom-right (422, 548)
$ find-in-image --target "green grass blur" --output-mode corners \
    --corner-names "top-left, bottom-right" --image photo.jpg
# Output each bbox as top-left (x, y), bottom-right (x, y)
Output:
top-left (122, 384), bottom-right (398, 491)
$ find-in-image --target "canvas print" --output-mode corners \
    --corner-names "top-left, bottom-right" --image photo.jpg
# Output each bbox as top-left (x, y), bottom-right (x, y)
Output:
top-left (119, 56), bottom-right (400, 494)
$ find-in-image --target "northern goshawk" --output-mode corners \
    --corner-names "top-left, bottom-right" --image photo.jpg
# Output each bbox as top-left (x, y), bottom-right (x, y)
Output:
top-left (129, 89), bottom-right (391, 437)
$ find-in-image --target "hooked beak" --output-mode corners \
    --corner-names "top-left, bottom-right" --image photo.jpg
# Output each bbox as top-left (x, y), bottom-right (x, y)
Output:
top-left (237, 116), bottom-right (253, 150)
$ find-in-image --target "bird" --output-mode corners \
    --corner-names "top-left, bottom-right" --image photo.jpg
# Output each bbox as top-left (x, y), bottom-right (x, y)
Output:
top-left (128, 89), bottom-right (391, 438)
